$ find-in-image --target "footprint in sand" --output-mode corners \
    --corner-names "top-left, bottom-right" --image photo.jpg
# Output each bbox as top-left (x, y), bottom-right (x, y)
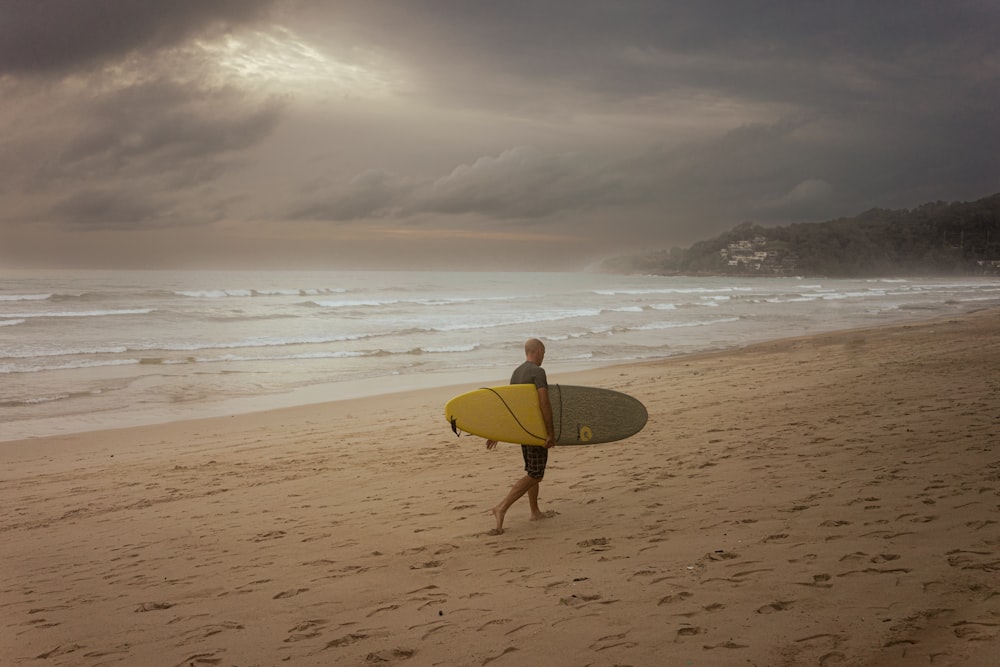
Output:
top-left (176, 652), bottom-right (223, 665)
top-left (35, 645), bottom-right (85, 660)
top-left (658, 591), bottom-right (693, 605)
top-left (367, 604), bottom-right (400, 618)
top-left (284, 619), bottom-right (328, 643)
top-left (589, 632), bottom-right (638, 652)
top-left (323, 632), bottom-right (368, 649)
top-left (675, 626), bottom-right (702, 640)
top-left (819, 651), bottom-right (847, 665)
top-left (408, 560), bottom-right (441, 570)
top-left (870, 553), bottom-right (901, 563)
top-left (187, 621), bottom-right (244, 639)
top-left (476, 618), bottom-right (513, 631)
top-left (559, 593), bottom-right (604, 607)
top-left (704, 640), bottom-right (749, 649)
top-left (798, 573), bottom-right (833, 588)
top-left (577, 537), bottom-right (612, 552)
top-left (756, 600), bottom-right (795, 614)
top-left (252, 530), bottom-right (286, 542)
top-left (272, 588), bottom-right (309, 599)
top-left (953, 620), bottom-right (1000, 641)
top-left (364, 648), bottom-right (416, 662)
top-left (481, 646), bottom-right (518, 665)
top-left (946, 549), bottom-right (997, 570)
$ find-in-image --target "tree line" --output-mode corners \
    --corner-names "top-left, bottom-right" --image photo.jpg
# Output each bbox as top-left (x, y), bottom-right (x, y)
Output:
top-left (603, 192), bottom-right (1000, 276)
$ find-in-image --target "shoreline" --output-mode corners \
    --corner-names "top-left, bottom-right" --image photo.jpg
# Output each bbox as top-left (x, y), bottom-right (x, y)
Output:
top-left (4, 306), bottom-right (996, 446)
top-left (3, 307), bottom-right (999, 665)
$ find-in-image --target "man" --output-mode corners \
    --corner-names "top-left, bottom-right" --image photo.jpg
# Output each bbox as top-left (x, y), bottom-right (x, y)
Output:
top-left (486, 338), bottom-right (556, 535)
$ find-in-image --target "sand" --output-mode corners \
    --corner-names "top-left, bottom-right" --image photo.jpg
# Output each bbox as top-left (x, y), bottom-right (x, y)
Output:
top-left (2, 309), bottom-right (999, 667)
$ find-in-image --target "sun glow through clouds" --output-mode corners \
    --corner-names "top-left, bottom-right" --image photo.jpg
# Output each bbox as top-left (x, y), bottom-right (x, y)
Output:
top-left (201, 26), bottom-right (390, 96)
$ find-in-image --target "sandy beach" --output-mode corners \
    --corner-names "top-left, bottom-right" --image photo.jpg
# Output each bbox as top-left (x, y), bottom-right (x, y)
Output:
top-left (3, 309), bottom-right (999, 667)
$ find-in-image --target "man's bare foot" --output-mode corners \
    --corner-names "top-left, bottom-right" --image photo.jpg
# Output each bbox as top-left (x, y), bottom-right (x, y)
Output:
top-left (491, 506), bottom-right (506, 534)
top-left (530, 510), bottom-right (557, 521)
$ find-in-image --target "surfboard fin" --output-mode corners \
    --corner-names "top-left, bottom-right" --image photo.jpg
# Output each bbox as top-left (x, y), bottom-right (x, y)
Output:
top-left (450, 417), bottom-right (460, 437)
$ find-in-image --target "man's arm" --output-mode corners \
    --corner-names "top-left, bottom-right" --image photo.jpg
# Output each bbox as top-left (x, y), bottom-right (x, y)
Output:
top-left (536, 386), bottom-right (556, 448)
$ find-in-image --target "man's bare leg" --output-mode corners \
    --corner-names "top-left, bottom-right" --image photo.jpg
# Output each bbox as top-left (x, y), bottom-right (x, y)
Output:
top-left (491, 475), bottom-right (539, 534)
top-left (527, 482), bottom-right (546, 520)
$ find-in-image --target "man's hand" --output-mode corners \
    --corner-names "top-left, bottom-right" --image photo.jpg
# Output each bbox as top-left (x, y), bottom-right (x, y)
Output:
top-left (485, 439), bottom-right (498, 450)
top-left (536, 386), bottom-right (556, 449)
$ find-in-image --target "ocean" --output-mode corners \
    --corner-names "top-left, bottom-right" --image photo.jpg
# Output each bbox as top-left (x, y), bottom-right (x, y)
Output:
top-left (2, 269), bottom-right (999, 442)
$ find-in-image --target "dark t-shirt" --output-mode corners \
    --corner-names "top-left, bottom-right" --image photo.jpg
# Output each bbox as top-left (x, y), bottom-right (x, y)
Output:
top-left (510, 361), bottom-right (547, 389)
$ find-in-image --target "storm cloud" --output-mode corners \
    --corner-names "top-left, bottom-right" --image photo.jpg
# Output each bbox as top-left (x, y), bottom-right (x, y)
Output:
top-left (0, 0), bottom-right (274, 75)
top-left (1, 0), bottom-right (997, 269)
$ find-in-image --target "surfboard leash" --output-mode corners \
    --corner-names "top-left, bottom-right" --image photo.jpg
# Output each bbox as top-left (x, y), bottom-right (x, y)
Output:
top-left (482, 387), bottom-right (546, 442)
top-left (553, 383), bottom-right (563, 442)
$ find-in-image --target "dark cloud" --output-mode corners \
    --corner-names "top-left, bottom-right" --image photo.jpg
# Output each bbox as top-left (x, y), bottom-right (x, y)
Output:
top-left (289, 147), bottom-right (629, 224)
top-left (289, 1), bottom-right (999, 239)
top-left (47, 188), bottom-right (173, 229)
top-left (52, 81), bottom-right (284, 183)
top-left (1, 1), bottom-right (998, 267)
top-left (0, 2), bottom-right (286, 232)
top-left (312, 1), bottom-right (999, 113)
top-left (290, 169), bottom-right (414, 222)
top-left (413, 147), bottom-right (603, 219)
top-left (5, 77), bottom-right (285, 229)
top-left (0, 0), bottom-right (275, 76)
top-left (279, 119), bottom-right (832, 231)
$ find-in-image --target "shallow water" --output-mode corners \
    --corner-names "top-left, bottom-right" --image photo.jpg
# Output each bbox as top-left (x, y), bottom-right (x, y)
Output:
top-left (3, 269), bottom-right (998, 440)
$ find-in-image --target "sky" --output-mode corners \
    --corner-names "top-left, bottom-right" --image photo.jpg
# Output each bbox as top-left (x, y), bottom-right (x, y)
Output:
top-left (1, 0), bottom-right (998, 271)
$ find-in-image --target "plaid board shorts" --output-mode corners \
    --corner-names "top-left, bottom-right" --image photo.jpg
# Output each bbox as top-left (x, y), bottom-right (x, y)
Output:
top-left (522, 444), bottom-right (548, 479)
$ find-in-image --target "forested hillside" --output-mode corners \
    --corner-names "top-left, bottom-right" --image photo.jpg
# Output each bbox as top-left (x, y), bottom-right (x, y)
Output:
top-left (604, 193), bottom-right (1000, 276)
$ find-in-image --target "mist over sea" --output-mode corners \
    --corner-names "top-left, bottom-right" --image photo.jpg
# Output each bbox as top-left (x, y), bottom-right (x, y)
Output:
top-left (2, 269), bottom-right (999, 441)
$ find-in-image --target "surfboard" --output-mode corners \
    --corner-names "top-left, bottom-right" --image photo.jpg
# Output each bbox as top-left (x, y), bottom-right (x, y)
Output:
top-left (445, 384), bottom-right (648, 446)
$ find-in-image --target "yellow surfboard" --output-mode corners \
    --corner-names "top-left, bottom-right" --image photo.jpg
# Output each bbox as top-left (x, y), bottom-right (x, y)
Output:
top-left (445, 384), bottom-right (647, 446)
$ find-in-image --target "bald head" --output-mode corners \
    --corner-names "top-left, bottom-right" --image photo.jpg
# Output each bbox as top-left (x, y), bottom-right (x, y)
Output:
top-left (524, 338), bottom-right (546, 364)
